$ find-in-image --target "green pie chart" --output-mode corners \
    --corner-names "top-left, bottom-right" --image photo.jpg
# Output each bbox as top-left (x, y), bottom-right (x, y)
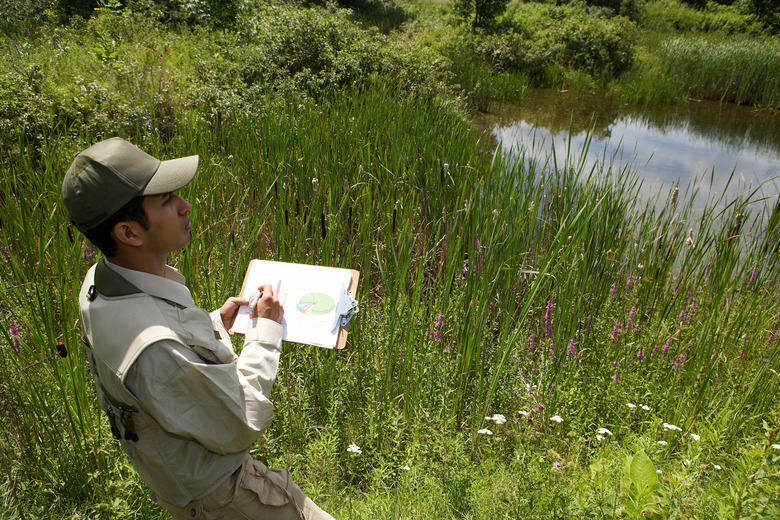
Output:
top-left (297, 293), bottom-right (336, 315)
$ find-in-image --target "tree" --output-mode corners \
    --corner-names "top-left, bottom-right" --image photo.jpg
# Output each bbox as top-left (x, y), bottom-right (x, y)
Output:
top-left (454, 0), bottom-right (510, 29)
top-left (748, 0), bottom-right (780, 33)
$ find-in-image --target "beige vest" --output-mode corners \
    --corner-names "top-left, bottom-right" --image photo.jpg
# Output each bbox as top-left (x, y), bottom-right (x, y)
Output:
top-left (79, 260), bottom-right (244, 506)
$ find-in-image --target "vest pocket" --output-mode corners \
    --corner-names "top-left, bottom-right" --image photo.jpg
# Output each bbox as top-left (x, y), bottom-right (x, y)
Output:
top-left (238, 460), bottom-right (292, 507)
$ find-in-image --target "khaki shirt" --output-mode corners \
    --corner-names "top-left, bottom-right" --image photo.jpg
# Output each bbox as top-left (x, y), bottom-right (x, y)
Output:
top-left (95, 260), bottom-right (282, 503)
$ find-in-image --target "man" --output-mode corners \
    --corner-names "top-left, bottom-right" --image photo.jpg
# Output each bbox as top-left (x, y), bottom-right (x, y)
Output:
top-left (62, 137), bottom-right (335, 520)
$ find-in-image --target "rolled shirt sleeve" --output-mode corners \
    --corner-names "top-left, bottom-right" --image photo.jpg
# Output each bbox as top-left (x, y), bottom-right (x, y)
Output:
top-left (125, 317), bottom-right (283, 455)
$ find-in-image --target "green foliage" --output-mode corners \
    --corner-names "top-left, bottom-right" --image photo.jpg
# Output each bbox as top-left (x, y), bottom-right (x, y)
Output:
top-left (0, 0), bottom-right (57, 33)
top-left (454, 0), bottom-right (510, 29)
top-left (545, 9), bottom-right (636, 78)
top-left (659, 34), bottom-right (780, 107)
top-left (642, 0), bottom-right (760, 33)
top-left (747, 0), bottom-right (780, 33)
top-left (1, 1), bottom-right (780, 517)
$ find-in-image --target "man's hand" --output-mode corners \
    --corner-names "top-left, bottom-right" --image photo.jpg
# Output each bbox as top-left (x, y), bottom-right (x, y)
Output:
top-left (249, 284), bottom-right (284, 323)
top-left (218, 296), bottom-right (250, 331)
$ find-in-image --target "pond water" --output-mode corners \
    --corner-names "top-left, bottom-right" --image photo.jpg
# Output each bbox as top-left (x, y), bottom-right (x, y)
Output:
top-left (474, 89), bottom-right (780, 212)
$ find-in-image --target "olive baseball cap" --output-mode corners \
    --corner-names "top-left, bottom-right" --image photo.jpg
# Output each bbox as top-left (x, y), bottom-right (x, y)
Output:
top-left (62, 137), bottom-right (199, 233)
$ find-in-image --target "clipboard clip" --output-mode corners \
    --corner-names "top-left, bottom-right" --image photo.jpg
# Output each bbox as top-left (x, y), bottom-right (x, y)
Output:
top-left (337, 290), bottom-right (360, 327)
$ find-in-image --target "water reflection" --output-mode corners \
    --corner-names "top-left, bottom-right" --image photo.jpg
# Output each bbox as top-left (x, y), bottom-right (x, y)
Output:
top-left (475, 89), bottom-right (780, 209)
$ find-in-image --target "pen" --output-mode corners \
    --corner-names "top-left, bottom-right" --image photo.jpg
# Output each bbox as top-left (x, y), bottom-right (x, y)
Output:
top-left (248, 291), bottom-right (263, 312)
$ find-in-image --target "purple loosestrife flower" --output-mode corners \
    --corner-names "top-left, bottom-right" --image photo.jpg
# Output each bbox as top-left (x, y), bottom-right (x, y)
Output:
top-left (529, 334), bottom-right (536, 352)
top-left (662, 339), bottom-right (671, 357)
top-left (626, 276), bottom-right (634, 294)
top-left (748, 265), bottom-right (758, 288)
top-left (678, 309), bottom-right (686, 323)
top-left (612, 320), bottom-right (622, 343)
top-left (740, 348), bottom-right (746, 359)
top-left (545, 299), bottom-right (554, 339)
top-left (9, 320), bottom-right (22, 352)
top-left (426, 313), bottom-right (445, 344)
top-left (566, 338), bottom-right (576, 359)
top-left (610, 284), bottom-right (617, 300)
top-left (637, 349), bottom-right (644, 362)
top-left (651, 344), bottom-right (658, 360)
top-left (613, 372), bottom-right (619, 383)
top-left (705, 261), bottom-right (712, 278)
top-left (1, 245), bottom-right (10, 263)
top-left (627, 306), bottom-right (637, 329)
top-left (769, 328), bottom-right (776, 349)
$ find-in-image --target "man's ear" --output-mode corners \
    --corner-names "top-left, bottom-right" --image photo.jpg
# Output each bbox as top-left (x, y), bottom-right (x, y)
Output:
top-left (112, 221), bottom-right (144, 248)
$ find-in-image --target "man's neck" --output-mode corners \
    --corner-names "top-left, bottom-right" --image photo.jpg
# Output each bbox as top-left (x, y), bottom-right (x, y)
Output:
top-left (107, 254), bottom-right (168, 278)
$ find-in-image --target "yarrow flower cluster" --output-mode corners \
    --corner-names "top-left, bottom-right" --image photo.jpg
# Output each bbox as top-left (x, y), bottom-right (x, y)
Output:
top-left (485, 414), bottom-right (506, 425)
top-left (689, 433), bottom-right (701, 441)
top-left (347, 443), bottom-right (362, 454)
top-left (550, 415), bottom-right (563, 423)
top-left (477, 428), bottom-right (493, 435)
top-left (663, 423), bottom-right (682, 431)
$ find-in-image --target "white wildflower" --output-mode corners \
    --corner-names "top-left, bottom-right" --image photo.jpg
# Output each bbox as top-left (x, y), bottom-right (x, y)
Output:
top-left (772, 444), bottom-right (780, 450)
top-left (518, 410), bottom-right (530, 416)
top-left (714, 464), bottom-right (722, 470)
top-left (596, 434), bottom-right (604, 441)
top-left (347, 443), bottom-right (362, 454)
top-left (597, 428), bottom-right (613, 436)
top-left (627, 403), bottom-right (637, 409)
top-left (485, 414), bottom-right (507, 424)
top-left (477, 428), bottom-right (493, 435)
top-left (550, 415), bottom-right (563, 423)
top-left (689, 433), bottom-right (701, 441)
top-left (663, 423), bottom-right (682, 431)
top-left (402, 466), bottom-right (410, 471)
top-left (657, 440), bottom-right (668, 446)
top-left (656, 469), bottom-right (662, 474)
top-left (640, 404), bottom-right (650, 411)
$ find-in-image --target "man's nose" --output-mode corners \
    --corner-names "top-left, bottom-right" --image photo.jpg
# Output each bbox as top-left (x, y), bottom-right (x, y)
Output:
top-left (175, 194), bottom-right (192, 213)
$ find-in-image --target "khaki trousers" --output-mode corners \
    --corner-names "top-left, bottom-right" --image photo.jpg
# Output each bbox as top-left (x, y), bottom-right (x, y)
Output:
top-left (152, 455), bottom-right (336, 520)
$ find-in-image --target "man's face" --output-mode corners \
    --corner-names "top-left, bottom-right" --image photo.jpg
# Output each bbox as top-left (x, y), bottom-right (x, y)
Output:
top-left (140, 192), bottom-right (193, 256)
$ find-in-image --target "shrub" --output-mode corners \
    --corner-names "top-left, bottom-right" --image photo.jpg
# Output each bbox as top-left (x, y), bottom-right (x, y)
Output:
top-left (454, 0), bottom-right (511, 29)
top-left (545, 10), bottom-right (636, 78)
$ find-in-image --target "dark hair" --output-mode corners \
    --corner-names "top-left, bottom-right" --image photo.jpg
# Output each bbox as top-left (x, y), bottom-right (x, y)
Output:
top-left (83, 196), bottom-right (149, 257)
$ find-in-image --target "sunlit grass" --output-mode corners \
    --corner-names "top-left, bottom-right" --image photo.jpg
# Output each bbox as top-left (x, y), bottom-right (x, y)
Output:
top-left (1, 3), bottom-right (779, 518)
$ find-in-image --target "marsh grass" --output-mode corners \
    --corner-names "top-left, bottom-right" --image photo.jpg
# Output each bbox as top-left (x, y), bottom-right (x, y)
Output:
top-left (1, 3), bottom-right (779, 518)
top-left (659, 34), bottom-right (780, 108)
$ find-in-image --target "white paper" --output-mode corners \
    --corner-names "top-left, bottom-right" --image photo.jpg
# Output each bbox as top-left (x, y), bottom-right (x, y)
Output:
top-left (231, 260), bottom-right (354, 348)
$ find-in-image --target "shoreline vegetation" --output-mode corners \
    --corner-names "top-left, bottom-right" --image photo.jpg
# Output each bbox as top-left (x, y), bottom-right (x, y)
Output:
top-left (1, 0), bottom-right (779, 518)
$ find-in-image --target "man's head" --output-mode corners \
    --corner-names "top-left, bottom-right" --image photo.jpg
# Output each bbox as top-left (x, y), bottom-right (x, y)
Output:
top-left (62, 138), bottom-right (198, 256)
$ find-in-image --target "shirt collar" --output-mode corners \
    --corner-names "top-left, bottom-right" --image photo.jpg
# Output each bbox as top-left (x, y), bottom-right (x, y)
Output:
top-left (103, 259), bottom-right (195, 308)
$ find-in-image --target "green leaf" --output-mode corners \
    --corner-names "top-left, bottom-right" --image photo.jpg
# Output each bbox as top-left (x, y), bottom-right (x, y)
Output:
top-left (630, 449), bottom-right (660, 495)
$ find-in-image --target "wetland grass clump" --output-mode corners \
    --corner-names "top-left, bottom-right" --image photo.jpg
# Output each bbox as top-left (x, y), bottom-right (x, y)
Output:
top-left (1, 2), bottom-right (780, 517)
top-left (659, 34), bottom-right (780, 108)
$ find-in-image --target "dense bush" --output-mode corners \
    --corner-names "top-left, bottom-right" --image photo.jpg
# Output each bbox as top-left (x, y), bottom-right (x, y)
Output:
top-left (546, 10), bottom-right (635, 78)
top-left (447, 4), bottom-right (635, 82)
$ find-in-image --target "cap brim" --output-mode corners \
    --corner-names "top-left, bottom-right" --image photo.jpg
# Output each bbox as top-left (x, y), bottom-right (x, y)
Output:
top-left (141, 155), bottom-right (199, 195)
